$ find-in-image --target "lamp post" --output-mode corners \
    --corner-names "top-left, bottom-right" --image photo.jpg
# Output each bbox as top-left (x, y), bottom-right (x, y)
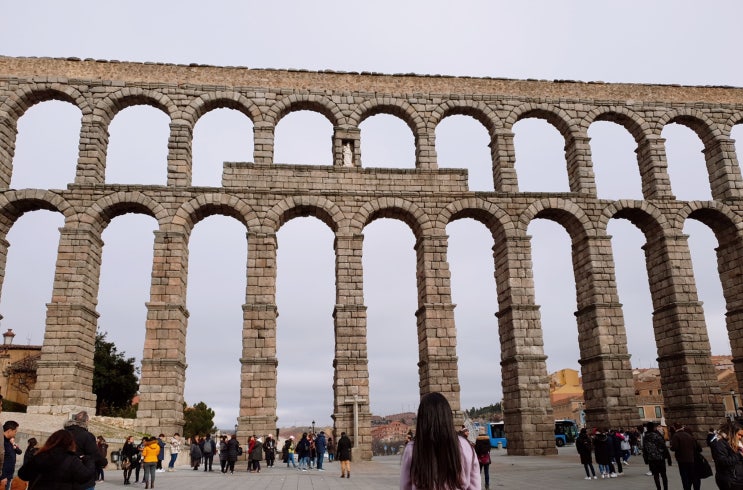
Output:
top-left (312, 420), bottom-right (316, 434)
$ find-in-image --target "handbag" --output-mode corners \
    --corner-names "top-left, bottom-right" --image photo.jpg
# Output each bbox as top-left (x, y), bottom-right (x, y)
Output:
top-left (121, 458), bottom-right (131, 470)
top-left (477, 452), bottom-right (491, 465)
top-left (694, 452), bottom-right (713, 479)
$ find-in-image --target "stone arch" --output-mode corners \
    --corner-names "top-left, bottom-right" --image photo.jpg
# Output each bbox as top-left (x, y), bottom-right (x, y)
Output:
top-left (518, 198), bottom-right (595, 240)
top-left (79, 191), bottom-right (171, 235)
top-left (185, 91), bottom-right (264, 126)
top-left (265, 94), bottom-right (344, 128)
top-left (723, 111), bottom-right (743, 135)
top-left (659, 108), bottom-right (721, 144)
top-left (0, 190), bottom-right (74, 236)
top-left (264, 195), bottom-right (344, 234)
top-left (505, 102), bottom-right (576, 138)
top-left (350, 98), bottom-right (425, 141)
top-left (93, 87), bottom-right (177, 126)
top-left (352, 197), bottom-right (431, 238)
top-left (674, 201), bottom-right (742, 236)
top-left (600, 200), bottom-right (669, 238)
top-left (437, 197), bottom-right (516, 239)
top-left (1, 84), bottom-right (90, 120)
top-left (430, 100), bottom-right (500, 136)
top-left (582, 107), bottom-right (650, 144)
top-left (172, 193), bottom-right (257, 235)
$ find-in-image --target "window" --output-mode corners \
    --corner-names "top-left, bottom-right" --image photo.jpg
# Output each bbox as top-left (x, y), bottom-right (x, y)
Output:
top-left (638, 407), bottom-right (645, 418)
top-left (655, 406), bottom-right (663, 418)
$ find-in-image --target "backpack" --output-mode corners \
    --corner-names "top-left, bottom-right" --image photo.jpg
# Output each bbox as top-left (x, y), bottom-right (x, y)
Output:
top-left (203, 439), bottom-right (213, 453)
top-left (237, 445), bottom-right (243, 456)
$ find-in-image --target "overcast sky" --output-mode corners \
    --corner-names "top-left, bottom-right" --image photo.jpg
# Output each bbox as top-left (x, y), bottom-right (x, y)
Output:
top-left (1, 0), bottom-right (742, 429)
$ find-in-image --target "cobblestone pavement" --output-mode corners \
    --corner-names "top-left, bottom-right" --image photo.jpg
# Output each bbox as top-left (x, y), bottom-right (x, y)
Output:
top-left (92, 447), bottom-right (693, 489)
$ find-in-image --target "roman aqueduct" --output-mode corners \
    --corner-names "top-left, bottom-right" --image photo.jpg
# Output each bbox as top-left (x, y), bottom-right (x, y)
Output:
top-left (1, 56), bottom-right (742, 457)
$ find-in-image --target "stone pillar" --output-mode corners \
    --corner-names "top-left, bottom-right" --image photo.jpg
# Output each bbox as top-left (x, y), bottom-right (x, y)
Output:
top-left (136, 230), bottom-right (189, 436)
top-left (332, 232), bottom-right (372, 460)
top-left (572, 234), bottom-right (637, 429)
top-left (414, 234), bottom-right (461, 417)
top-left (167, 122), bottom-right (193, 187)
top-left (0, 116), bottom-right (17, 189)
top-left (253, 122), bottom-right (274, 165)
top-left (714, 233), bottom-right (743, 401)
top-left (333, 127), bottom-right (360, 168)
top-left (703, 136), bottom-right (743, 200)
top-left (237, 231), bottom-right (279, 439)
top-left (643, 232), bottom-right (724, 435)
top-left (564, 134), bottom-right (597, 195)
top-left (494, 235), bottom-right (556, 455)
top-left (74, 115), bottom-right (109, 184)
top-left (491, 128), bottom-right (519, 193)
top-left (0, 237), bottom-right (9, 306)
top-left (27, 227), bottom-right (101, 414)
top-left (417, 127), bottom-right (437, 170)
top-left (636, 135), bottom-right (674, 199)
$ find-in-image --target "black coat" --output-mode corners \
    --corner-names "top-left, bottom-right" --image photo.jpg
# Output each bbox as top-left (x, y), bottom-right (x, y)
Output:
top-left (226, 438), bottom-right (240, 462)
top-left (18, 446), bottom-right (95, 490)
top-left (65, 424), bottom-right (105, 490)
top-left (593, 433), bottom-right (611, 465)
top-left (576, 434), bottom-right (593, 465)
top-left (710, 438), bottom-right (743, 486)
top-left (336, 435), bottom-right (352, 461)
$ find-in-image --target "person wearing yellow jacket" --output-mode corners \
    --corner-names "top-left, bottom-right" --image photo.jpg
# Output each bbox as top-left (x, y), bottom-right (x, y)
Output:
top-left (142, 436), bottom-right (161, 489)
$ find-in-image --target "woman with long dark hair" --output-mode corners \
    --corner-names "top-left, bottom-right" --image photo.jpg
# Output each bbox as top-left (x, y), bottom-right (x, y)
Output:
top-left (18, 429), bottom-right (95, 489)
top-left (400, 392), bottom-right (480, 490)
top-left (709, 420), bottom-right (743, 490)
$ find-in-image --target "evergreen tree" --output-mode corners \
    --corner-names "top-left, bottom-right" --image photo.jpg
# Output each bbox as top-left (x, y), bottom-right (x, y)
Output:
top-left (93, 330), bottom-right (139, 416)
top-left (183, 401), bottom-right (216, 438)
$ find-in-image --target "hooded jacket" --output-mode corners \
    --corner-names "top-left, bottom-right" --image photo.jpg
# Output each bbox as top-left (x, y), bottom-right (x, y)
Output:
top-left (142, 440), bottom-right (161, 464)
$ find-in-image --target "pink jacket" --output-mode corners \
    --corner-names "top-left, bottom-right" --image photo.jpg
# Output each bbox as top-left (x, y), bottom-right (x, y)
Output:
top-left (399, 436), bottom-right (481, 490)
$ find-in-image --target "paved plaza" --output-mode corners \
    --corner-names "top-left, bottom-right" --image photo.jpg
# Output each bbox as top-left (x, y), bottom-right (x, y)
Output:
top-left (92, 447), bottom-right (693, 489)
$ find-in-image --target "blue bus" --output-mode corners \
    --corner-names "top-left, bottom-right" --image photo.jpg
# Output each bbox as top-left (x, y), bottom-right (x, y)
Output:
top-left (483, 419), bottom-right (578, 448)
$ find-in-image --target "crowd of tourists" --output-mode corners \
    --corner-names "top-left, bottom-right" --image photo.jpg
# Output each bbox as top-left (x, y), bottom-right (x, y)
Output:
top-left (574, 419), bottom-right (743, 490)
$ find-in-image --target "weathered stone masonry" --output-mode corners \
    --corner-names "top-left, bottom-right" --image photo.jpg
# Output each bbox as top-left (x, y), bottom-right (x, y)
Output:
top-left (1, 56), bottom-right (742, 457)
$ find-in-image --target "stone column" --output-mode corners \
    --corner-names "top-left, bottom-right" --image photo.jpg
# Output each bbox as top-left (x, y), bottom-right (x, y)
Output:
top-left (237, 231), bottom-right (278, 439)
top-left (167, 122), bottom-right (193, 187)
top-left (714, 232), bottom-right (743, 400)
top-left (494, 235), bottom-right (556, 455)
top-left (491, 128), bottom-right (519, 193)
top-left (74, 115), bottom-right (109, 184)
top-left (564, 134), bottom-right (597, 196)
top-left (0, 115), bottom-right (17, 188)
top-left (703, 136), bottom-right (743, 200)
top-left (572, 234), bottom-right (637, 429)
top-left (27, 227), bottom-right (101, 414)
top-left (414, 234), bottom-right (461, 417)
top-left (417, 127), bottom-right (437, 170)
top-left (643, 232), bottom-right (723, 435)
top-left (332, 232), bottom-right (372, 460)
top-left (636, 135), bottom-right (674, 199)
top-left (0, 237), bottom-right (9, 307)
top-left (253, 122), bottom-right (274, 165)
top-left (136, 230), bottom-right (189, 436)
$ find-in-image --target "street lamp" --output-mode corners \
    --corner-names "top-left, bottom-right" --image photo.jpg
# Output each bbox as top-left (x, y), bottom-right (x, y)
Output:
top-left (312, 420), bottom-right (316, 434)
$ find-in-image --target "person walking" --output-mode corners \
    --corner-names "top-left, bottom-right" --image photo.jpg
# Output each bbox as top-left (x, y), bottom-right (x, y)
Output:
top-left (121, 435), bottom-right (138, 485)
top-left (400, 392), bottom-right (480, 490)
top-left (283, 436), bottom-right (297, 469)
top-left (64, 411), bottom-right (106, 490)
top-left (202, 434), bottom-right (215, 472)
top-left (264, 434), bottom-right (276, 468)
top-left (250, 437), bottom-right (263, 473)
top-left (296, 433), bottom-right (311, 471)
top-left (337, 432), bottom-right (353, 478)
top-left (167, 433), bottom-right (181, 472)
top-left (315, 431), bottom-right (327, 471)
top-left (18, 429), bottom-right (95, 490)
top-left (643, 422), bottom-right (672, 490)
top-left (95, 436), bottom-right (108, 482)
top-left (218, 436), bottom-right (229, 473)
top-left (474, 426), bottom-right (493, 489)
top-left (709, 420), bottom-right (743, 490)
top-left (1, 421), bottom-right (21, 490)
top-left (576, 428), bottom-right (597, 480)
top-left (327, 437), bottom-right (335, 463)
top-left (141, 436), bottom-right (160, 489)
top-left (226, 434), bottom-right (239, 474)
top-left (670, 424), bottom-right (702, 490)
